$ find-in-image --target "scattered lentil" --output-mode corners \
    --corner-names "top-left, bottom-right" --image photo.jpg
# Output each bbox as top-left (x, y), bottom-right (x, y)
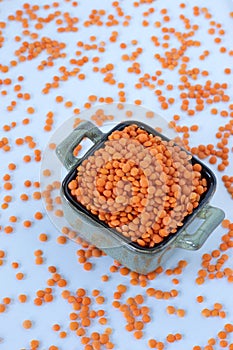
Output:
top-left (0, 3), bottom-right (233, 349)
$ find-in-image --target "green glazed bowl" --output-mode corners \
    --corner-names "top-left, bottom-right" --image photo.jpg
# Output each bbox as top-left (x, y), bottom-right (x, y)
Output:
top-left (56, 120), bottom-right (225, 274)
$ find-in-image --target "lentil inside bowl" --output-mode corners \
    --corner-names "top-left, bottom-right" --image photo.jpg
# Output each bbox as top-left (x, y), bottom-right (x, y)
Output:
top-left (63, 121), bottom-right (216, 250)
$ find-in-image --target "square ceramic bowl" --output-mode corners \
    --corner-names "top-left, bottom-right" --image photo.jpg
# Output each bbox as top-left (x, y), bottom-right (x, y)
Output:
top-left (56, 120), bottom-right (224, 274)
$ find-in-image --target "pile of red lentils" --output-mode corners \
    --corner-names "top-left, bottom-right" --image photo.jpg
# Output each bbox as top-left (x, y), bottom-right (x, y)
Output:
top-left (0, 0), bottom-right (233, 349)
top-left (69, 123), bottom-right (207, 247)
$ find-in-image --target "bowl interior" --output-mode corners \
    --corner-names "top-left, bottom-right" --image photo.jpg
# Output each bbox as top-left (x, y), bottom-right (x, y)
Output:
top-left (62, 120), bottom-right (217, 252)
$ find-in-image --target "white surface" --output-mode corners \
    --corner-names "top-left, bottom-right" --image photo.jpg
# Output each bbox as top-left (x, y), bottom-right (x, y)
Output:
top-left (0, 0), bottom-right (233, 349)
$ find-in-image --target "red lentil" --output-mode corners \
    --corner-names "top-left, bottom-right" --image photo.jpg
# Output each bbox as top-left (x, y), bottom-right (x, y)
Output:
top-left (18, 294), bottom-right (27, 303)
top-left (22, 320), bottom-right (32, 329)
top-left (1, 3), bottom-right (233, 349)
top-left (69, 124), bottom-right (207, 248)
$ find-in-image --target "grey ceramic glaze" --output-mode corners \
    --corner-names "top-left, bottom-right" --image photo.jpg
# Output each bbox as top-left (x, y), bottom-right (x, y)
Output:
top-left (56, 121), bottom-right (225, 274)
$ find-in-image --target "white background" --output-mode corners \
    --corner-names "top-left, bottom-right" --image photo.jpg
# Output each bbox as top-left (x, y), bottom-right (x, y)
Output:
top-left (0, 0), bottom-right (233, 349)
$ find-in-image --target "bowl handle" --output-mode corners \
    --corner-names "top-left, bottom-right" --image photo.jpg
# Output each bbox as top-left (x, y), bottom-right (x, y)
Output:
top-left (174, 205), bottom-right (225, 250)
top-left (56, 121), bottom-right (103, 170)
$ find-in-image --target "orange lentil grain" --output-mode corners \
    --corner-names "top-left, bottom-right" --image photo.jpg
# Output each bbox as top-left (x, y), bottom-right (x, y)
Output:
top-left (196, 296), bottom-right (204, 303)
top-left (4, 182), bottom-right (12, 190)
top-left (27, 107), bottom-right (35, 114)
top-left (18, 294), bottom-right (27, 303)
top-left (177, 309), bottom-right (185, 317)
top-left (34, 250), bottom-right (43, 257)
top-left (39, 233), bottom-right (48, 242)
top-left (23, 320), bottom-right (32, 329)
top-left (57, 236), bottom-right (67, 244)
top-left (34, 212), bottom-right (43, 220)
top-left (59, 331), bottom-right (67, 338)
top-left (166, 334), bottom-right (176, 343)
top-left (83, 262), bottom-right (93, 271)
top-left (16, 272), bottom-right (24, 280)
top-left (148, 339), bottom-right (157, 348)
top-left (0, 304), bottom-right (6, 313)
top-left (30, 340), bottom-right (40, 348)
